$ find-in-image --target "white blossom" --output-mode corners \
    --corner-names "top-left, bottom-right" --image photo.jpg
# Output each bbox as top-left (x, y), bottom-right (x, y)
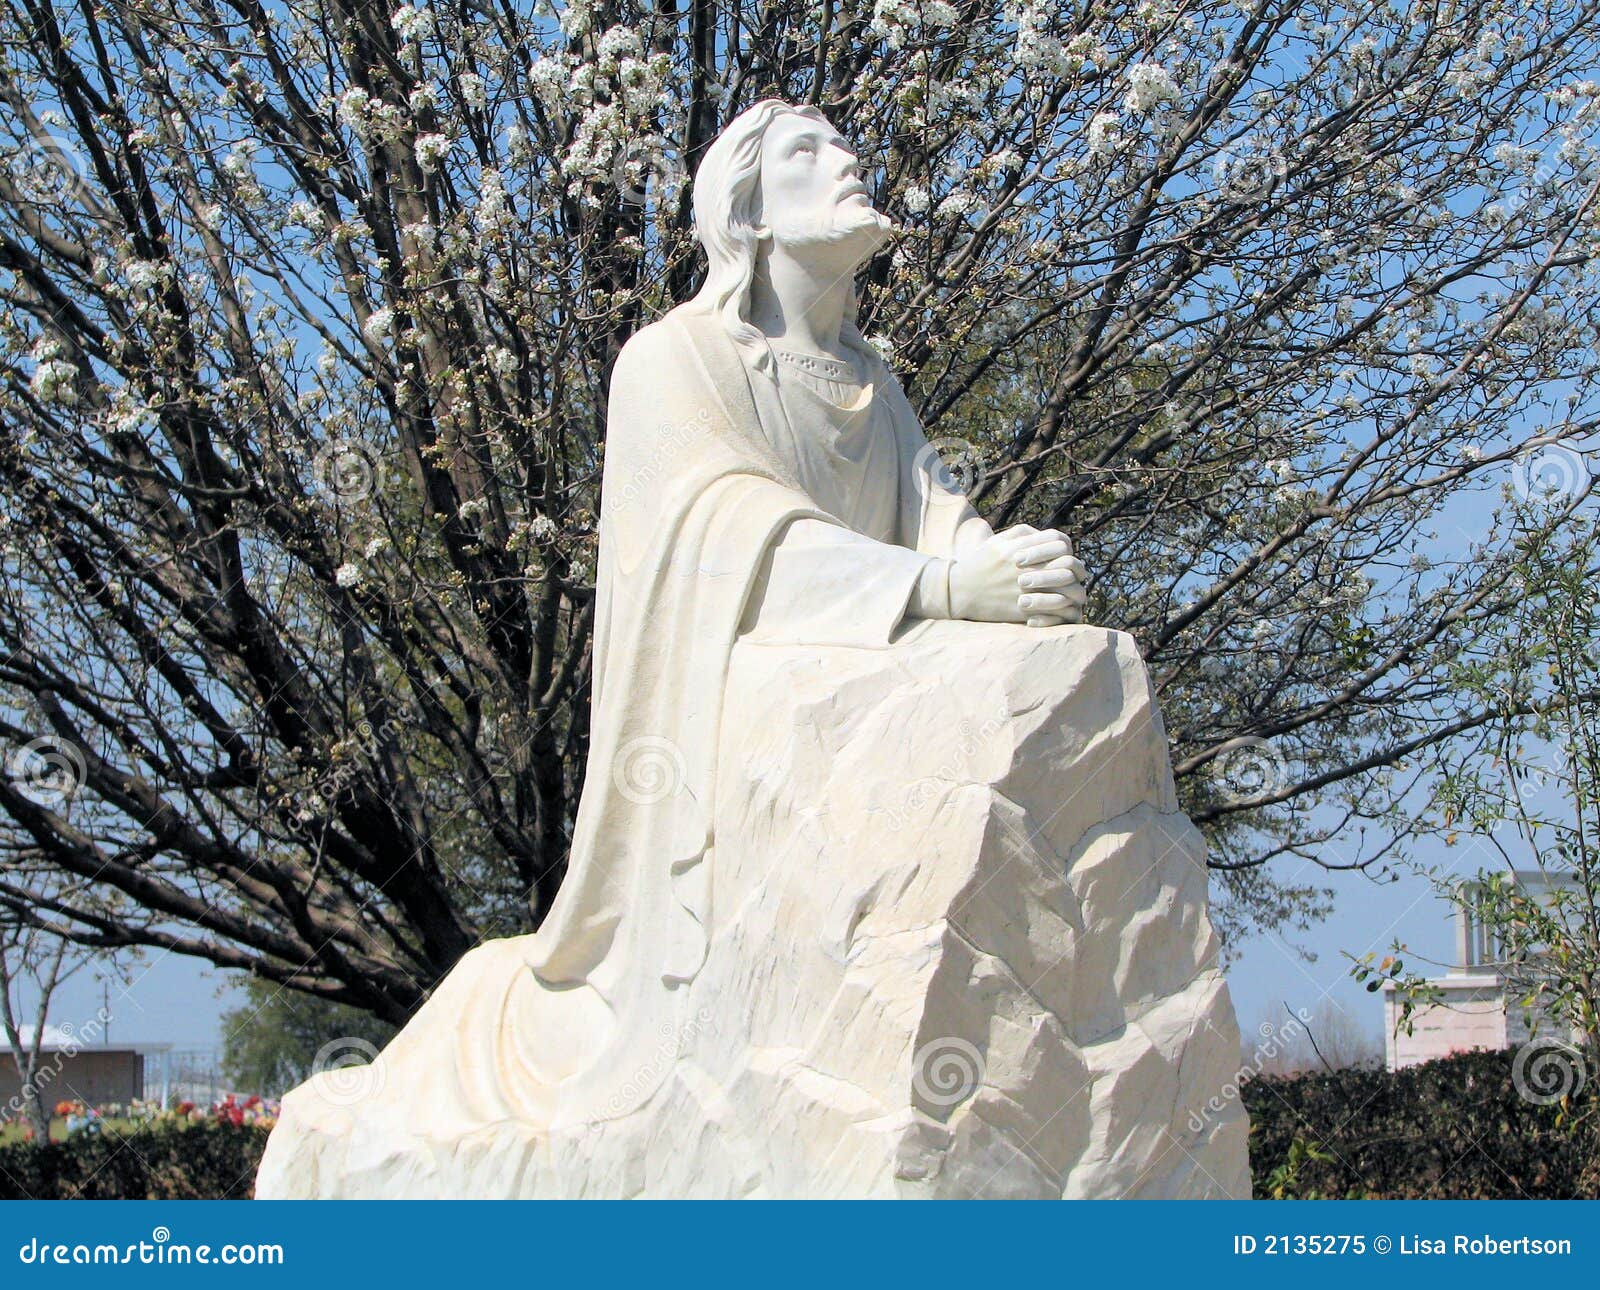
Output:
top-left (286, 200), bottom-right (326, 234)
top-left (401, 220), bottom-right (438, 253)
top-left (334, 562), bottom-right (363, 588)
top-left (364, 307), bottom-right (397, 342)
top-left (1012, 0), bottom-right (1071, 76)
top-left (474, 169), bottom-right (510, 233)
top-left (1086, 112), bottom-right (1123, 158)
top-left (29, 337), bottom-right (79, 406)
top-left (111, 403), bottom-right (159, 436)
top-left (935, 189), bottom-right (980, 218)
top-left (414, 132), bottom-right (453, 172)
top-left (338, 87), bottom-right (371, 135)
top-left (596, 24), bottom-right (642, 65)
top-left (557, 0), bottom-right (593, 39)
top-left (390, 3), bottom-right (434, 43)
top-left (124, 259), bottom-right (171, 291)
top-left (868, 0), bottom-right (919, 48)
top-left (457, 71), bottom-right (487, 110)
top-left (528, 56), bottom-right (568, 111)
top-left (1124, 61), bottom-right (1181, 114)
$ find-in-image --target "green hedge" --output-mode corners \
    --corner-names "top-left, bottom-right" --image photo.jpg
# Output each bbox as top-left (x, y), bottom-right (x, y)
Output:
top-left (0, 1119), bottom-right (271, 1200)
top-left (1242, 1048), bottom-right (1600, 1198)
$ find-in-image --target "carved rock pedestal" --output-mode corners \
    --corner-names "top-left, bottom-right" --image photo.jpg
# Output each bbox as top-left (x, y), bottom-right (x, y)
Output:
top-left (256, 622), bottom-right (1250, 1198)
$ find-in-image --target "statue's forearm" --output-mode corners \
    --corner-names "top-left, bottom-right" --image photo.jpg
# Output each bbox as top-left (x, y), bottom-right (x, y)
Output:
top-left (906, 557), bottom-right (954, 620)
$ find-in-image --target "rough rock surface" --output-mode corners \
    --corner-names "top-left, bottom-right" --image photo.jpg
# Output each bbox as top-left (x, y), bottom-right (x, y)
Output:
top-left (256, 621), bottom-right (1251, 1198)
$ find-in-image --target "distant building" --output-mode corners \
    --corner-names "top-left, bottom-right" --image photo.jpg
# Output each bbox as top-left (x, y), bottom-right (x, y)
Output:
top-left (0, 1025), bottom-right (172, 1113)
top-left (1383, 869), bottom-right (1577, 1070)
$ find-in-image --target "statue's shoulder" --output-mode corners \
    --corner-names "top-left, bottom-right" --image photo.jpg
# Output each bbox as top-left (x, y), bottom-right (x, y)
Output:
top-left (615, 305), bottom-right (723, 373)
top-left (613, 311), bottom-right (684, 372)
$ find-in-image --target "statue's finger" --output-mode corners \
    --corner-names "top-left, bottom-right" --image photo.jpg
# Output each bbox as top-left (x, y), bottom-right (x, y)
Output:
top-left (1022, 554), bottom-right (1088, 582)
top-left (1014, 539), bottom-right (1071, 567)
top-left (1019, 567), bottom-right (1079, 590)
top-left (1012, 527), bottom-right (1067, 554)
top-left (1020, 592), bottom-right (1074, 614)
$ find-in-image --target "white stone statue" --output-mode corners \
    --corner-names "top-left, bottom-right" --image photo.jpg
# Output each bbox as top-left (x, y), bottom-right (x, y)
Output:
top-left (255, 100), bottom-right (1251, 1199)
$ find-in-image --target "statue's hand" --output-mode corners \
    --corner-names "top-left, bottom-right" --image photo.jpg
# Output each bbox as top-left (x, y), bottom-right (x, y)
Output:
top-left (994, 525), bottom-right (1089, 627)
top-left (949, 527), bottom-right (1084, 624)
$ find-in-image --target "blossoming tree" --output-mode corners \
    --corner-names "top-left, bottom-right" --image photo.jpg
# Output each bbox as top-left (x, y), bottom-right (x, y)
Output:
top-left (0, 0), bottom-right (1597, 1018)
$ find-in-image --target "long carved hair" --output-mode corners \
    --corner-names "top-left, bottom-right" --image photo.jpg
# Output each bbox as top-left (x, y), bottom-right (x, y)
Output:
top-left (687, 98), bottom-right (870, 375)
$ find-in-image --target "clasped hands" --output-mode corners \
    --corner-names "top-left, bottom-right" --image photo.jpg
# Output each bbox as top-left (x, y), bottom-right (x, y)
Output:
top-left (947, 524), bottom-right (1088, 627)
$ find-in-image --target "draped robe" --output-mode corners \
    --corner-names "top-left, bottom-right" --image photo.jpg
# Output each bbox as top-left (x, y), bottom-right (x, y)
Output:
top-left (264, 301), bottom-right (996, 1154)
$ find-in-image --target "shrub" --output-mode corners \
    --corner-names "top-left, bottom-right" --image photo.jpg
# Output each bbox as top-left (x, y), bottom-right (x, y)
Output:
top-left (1242, 1048), bottom-right (1600, 1199)
top-left (0, 1118), bottom-right (270, 1200)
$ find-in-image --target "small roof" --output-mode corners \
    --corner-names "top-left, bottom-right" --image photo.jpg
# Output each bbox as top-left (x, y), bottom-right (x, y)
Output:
top-left (0, 1023), bottom-right (171, 1054)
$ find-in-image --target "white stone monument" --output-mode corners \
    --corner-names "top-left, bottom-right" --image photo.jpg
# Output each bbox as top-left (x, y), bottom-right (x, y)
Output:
top-left (255, 100), bottom-right (1251, 1199)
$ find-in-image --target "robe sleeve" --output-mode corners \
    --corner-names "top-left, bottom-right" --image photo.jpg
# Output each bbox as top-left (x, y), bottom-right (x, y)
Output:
top-left (738, 516), bottom-right (935, 646)
top-left (882, 371), bottom-right (994, 558)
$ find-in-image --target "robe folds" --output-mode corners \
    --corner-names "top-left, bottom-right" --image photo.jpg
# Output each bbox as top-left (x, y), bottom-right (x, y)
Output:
top-left (262, 300), bottom-right (993, 1153)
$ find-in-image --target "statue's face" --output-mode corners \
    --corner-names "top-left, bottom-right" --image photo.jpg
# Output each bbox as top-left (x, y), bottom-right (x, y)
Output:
top-left (757, 112), bottom-right (891, 257)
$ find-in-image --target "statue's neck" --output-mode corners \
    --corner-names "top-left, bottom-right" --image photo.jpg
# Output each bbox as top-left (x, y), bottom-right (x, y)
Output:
top-left (748, 246), bottom-right (860, 363)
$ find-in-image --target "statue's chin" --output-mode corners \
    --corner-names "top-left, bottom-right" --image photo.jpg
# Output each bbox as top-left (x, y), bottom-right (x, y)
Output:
top-left (774, 209), bottom-right (896, 269)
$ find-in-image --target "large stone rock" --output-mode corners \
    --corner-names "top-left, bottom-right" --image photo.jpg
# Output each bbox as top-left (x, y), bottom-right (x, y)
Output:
top-left (255, 621), bottom-right (1250, 1198)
